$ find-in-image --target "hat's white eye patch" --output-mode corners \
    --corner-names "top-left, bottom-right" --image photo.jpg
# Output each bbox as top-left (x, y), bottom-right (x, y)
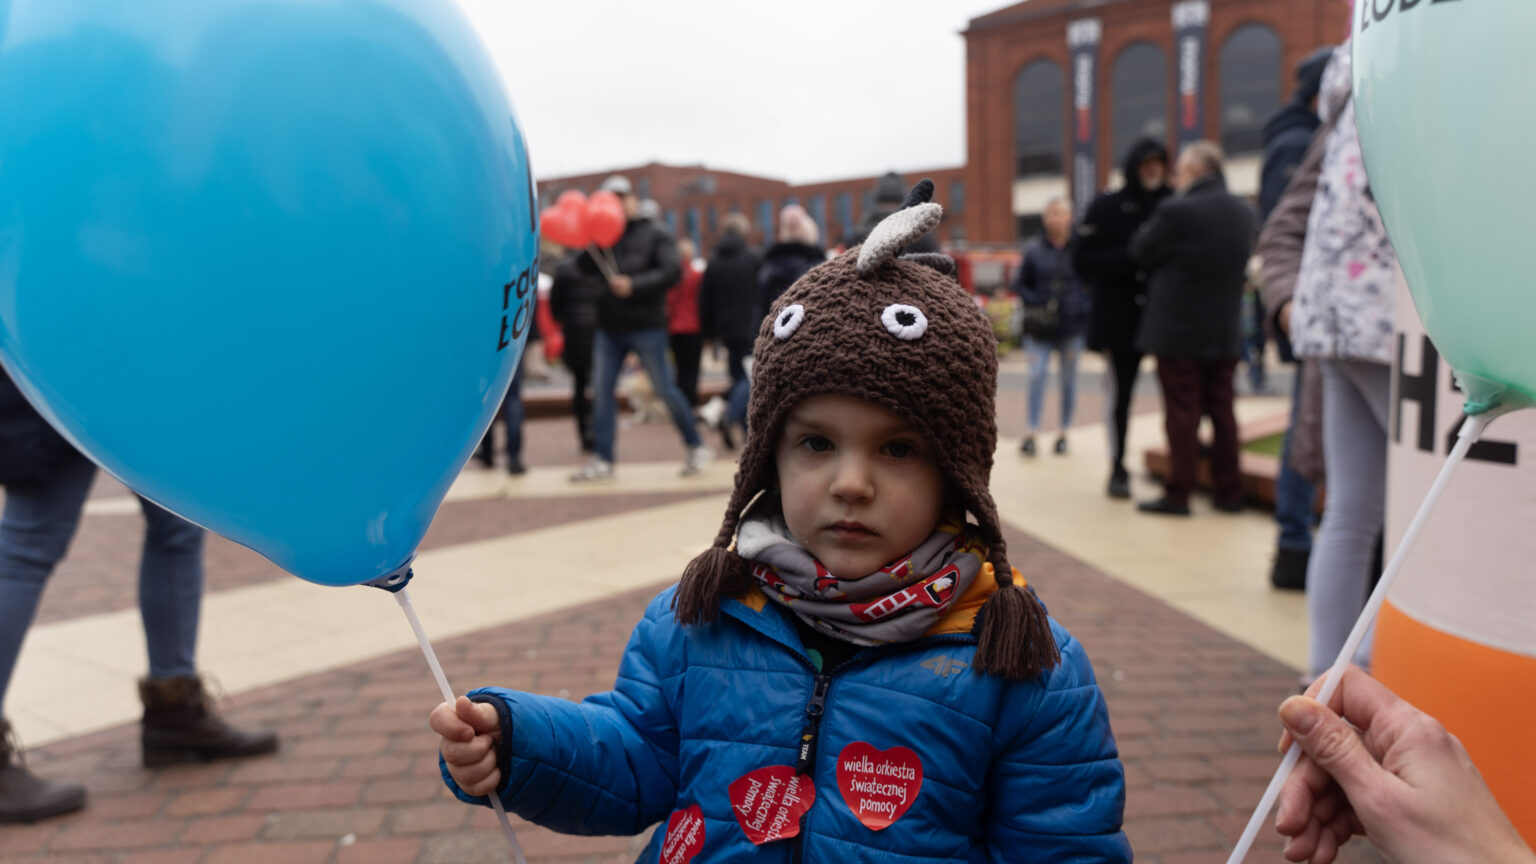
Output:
top-left (773, 304), bottom-right (806, 340)
top-left (881, 304), bottom-right (927, 341)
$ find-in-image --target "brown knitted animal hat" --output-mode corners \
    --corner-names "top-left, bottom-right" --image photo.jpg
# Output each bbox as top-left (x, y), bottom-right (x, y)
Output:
top-left (674, 182), bottom-right (1060, 681)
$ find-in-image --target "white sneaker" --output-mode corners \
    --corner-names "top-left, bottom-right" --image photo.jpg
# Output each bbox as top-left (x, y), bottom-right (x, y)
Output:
top-left (697, 396), bottom-right (727, 430)
top-left (681, 445), bottom-right (714, 477)
top-left (569, 458), bottom-right (614, 482)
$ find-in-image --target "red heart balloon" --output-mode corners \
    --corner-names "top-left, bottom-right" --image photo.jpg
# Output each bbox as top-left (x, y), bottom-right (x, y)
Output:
top-left (584, 196), bottom-right (626, 249)
top-left (538, 205), bottom-right (574, 248)
top-left (659, 804), bottom-right (706, 864)
top-left (836, 742), bottom-right (923, 831)
top-left (728, 765), bottom-right (815, 845)
top-left (555, 189), bottom-right (587, 210)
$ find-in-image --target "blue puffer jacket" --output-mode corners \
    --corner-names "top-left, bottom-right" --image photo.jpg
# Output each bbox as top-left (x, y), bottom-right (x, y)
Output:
top-left (443, 586), bottom-right (1130, 862)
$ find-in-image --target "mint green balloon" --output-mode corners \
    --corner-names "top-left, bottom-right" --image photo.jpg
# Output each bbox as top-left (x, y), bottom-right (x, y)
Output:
top-left (1354, 0), bottom-right (1536, 409)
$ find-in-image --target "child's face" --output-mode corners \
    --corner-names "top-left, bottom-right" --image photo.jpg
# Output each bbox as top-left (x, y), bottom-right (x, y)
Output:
top-left (774, 394), bottom-right (945, 579)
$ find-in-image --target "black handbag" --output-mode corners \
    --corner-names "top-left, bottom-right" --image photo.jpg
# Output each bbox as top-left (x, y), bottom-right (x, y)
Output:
top-left (1021, 276), bottom-right (1067, 340)
top-left (0, 365), bottom-right (77, 487)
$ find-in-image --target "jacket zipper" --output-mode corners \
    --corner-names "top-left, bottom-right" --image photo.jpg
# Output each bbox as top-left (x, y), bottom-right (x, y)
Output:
top-left (784, 635), bottom-right (974, 864)
top-left (718, 606), bottom-right (977, 862)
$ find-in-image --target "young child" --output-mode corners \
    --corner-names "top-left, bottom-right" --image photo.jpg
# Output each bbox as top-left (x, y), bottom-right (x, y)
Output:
top-left (432, 185), bottom-right (1130, 862)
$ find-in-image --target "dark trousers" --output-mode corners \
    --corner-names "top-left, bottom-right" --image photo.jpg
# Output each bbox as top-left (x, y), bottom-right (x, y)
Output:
top-left (724, 337), bottom-right (754, 391)
top-left (1155, 355), bottom-right (1241, 505)
top-left (564, 326), bottom-right (596, 452)
top-left (475, 359), bottom-right (525, 467)
top-left (670, 332), bottom-right (704, 406)
top-left (1106, 349), bottom-right (1144, 477)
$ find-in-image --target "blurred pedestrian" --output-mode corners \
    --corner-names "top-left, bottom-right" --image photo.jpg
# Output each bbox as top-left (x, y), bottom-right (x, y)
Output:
top-left (1075, 138), bottom-right (1171, 499)
top-left (845, 171), bottom-right (940, 254)
top-left (699, 212), bottom-right (762, 407)
top-left (702, 204), bottom-right (826, 449)
top-left (1014, 197), bottom-right (1088, 457)
top-left (1261, 45), bottom-right (1395, 685)
top-left (474, 323), bottom-right (535, 476)
top-left (757, 204), bottom-right (824, 313)
top-left (0, 369), bottom-right (276, 823)
top-left (548, 250), bottom-right (600, 454)
top-left (666, 238), bottom-right (704, 407)
top-left (1131, 141), bottom-right (1258, 517)
top-left (1255, 45), bottom-right (1333, 591)
top-left (570, 175), bottom-right (712, 482)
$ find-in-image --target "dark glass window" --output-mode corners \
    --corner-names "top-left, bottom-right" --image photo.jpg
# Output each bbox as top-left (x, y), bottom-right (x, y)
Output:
top-left (1013, 59), bottom-right (1065, 177)
top-left (1220, 24), bottom-right (1282, 155)
top-left (759, 200), bottom-right (774, 242)
top-left (1111, 42), bottom-right (1168, 167)
top-left (835, 192), bottom-right (854, 241)
top-left (808, 195), bottom-right (826, 241)
top-left (950, 181), bottom-right (966, 216)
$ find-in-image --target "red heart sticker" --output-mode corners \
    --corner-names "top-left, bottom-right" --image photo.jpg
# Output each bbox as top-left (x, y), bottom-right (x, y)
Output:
top-left (836, 742), bottom-right (923, 831)
top-left (728, 765), bottom-right (815, 845)
top-left (658, 804), bottom-right (705, 864)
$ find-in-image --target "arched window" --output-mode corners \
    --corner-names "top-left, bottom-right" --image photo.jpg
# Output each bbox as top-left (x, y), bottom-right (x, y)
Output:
top-left (1220, 24), bottom-right (1282, 155)
top-left (1111, 42), bottom-right (1168, 167)
top-left (1013, 59), bottom-right (1065, 177)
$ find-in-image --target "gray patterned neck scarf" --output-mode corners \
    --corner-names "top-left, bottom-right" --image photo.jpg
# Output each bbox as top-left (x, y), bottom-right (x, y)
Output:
top-left (734, 496), bottom-right (985, 646)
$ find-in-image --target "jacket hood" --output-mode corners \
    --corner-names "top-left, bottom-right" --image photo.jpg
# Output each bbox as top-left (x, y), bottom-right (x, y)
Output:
top-left (1120, 138), bottom-right (1170, 194)
top-left (1263, 103), bottom-right (1321, 147)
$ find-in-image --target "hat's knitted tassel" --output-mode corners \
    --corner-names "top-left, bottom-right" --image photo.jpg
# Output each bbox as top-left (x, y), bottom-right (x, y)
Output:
top-left (674, 546), bottom-right (752, 625)
top-left (973, 555), bottom-right (1060, 680)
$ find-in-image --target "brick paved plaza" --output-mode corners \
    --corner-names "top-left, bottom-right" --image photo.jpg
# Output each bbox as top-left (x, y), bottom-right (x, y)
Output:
top-left (0, 357), bottom-right (1382, 863)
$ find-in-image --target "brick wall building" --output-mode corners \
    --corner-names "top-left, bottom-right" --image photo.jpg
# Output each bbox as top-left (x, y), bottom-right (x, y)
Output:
top-left (540, 163), bottom-right (965, 254)
top-left (963, 0), bottom-right (1350, 244)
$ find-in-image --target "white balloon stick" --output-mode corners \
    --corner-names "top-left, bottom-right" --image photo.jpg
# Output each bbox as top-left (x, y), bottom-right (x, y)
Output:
top-left (395, 587), bottom-right (530, 864)
top-left (1225, 409), bottom-right (1497, 864)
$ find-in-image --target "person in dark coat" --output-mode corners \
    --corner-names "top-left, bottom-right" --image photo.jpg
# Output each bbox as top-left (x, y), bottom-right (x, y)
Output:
top-left (548, 250), bottom-right (602, 454)
top-left (569, 175), bottom-right (712, 482)
top-left (1013, 197), bottom-right (1089, 457)
top-left (698, 213), bottom-right (762, 401)
top-left (756, 204), bottom-right (824, 314)
top-left (1257, 44), bottom-right (1332, 590)
top-left (1074, 138), bottom-right (1171, 499)
top-left (1258, 47), bottom-right (1333, 223)
top-left (704, 204), bottom-right (825, 449)
top-left (1131, 141), bottom-right (1259, 517)
top-left (844, 171), bottom-right (940, 254)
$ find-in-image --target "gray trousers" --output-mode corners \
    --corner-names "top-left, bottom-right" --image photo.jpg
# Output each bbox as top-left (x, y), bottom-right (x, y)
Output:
top-left (1307, 358), bottom-right (1390, 678)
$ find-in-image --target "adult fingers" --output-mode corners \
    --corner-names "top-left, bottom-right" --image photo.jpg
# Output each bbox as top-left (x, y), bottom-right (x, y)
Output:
top-left (1279, 696), bottom-right (1392, 797)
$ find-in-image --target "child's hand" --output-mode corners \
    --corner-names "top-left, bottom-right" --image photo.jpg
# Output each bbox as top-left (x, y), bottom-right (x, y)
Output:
top-left (430, 696), bottom-right (503, 798)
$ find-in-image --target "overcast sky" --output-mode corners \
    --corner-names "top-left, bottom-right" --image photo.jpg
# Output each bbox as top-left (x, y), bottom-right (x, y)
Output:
top-left (456, 0), bottom-right (1010, 184)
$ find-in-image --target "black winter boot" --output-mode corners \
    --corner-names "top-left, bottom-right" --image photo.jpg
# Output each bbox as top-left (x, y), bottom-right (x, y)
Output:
top-left (139, 676), bottom-right (278, 767)
top-left (0, 719), bottom-right (86, 823)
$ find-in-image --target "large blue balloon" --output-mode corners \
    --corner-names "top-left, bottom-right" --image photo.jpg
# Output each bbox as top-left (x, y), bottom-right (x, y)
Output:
top-left (0, 0), bottom-right (538, 586)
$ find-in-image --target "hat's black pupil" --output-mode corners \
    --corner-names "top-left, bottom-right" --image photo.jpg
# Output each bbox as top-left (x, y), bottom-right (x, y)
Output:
top-left (781, 313), bottom-right (792, 325)
top-left (896, 311), bottom-right (917, 327)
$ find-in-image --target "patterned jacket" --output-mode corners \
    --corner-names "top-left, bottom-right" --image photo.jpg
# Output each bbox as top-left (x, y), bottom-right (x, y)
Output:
top-left (1289, 44), bottom-right (1399, 366)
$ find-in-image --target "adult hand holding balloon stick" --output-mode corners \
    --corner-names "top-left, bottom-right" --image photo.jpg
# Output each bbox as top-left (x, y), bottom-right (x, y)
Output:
top-left (1227, 2), bottom-right (1536, 860)
top-left (0, 0), bottom-right (534, 858)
